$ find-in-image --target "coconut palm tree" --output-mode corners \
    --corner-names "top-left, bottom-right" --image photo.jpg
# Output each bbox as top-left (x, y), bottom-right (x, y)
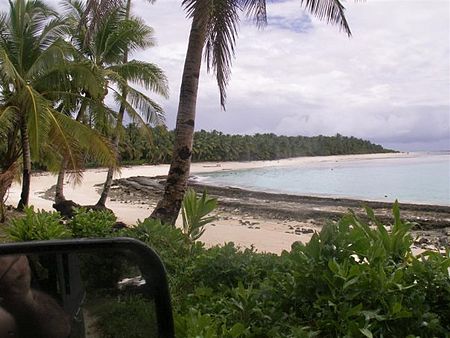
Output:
top-left (149, 0), bottom-right (351, 225)
top-left (0, 0), bottom-right (116, 210)
top-left (53, 0), bottom-right (168, 207)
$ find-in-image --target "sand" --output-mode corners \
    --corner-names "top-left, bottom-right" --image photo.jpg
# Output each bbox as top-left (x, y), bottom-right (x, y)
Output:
top-left (5, 152), bottom-right (449, 254)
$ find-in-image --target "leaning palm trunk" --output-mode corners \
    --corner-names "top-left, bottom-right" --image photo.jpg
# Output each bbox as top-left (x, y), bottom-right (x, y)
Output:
top-left (18, 117), bottom-right (32, 210)
top-left (150, 14), bottom-right (206, 225)
top-left (96, 100), bottom-right (126, 207)
top-left (55, 159), bottom-right (68, 204)
top-left (54, 101), bottom-right (89, 204)
top-left (96, 0), bottom-right (131, 208)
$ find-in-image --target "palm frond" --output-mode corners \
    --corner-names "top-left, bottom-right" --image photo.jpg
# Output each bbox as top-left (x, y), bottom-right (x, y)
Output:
top-left (81, 0), bottom-right (125, 41)
top-left (0, 47), bottom-right (24, 86)
top-left (0, 105), bottom-right (20, 134)
top-left (300, 0), bottom-right (351, 36)
top-left (37, 17), bottom-right (70, 50)
top-left (108, 60), bottom-right (169, 98)
top-left (26, 39), bottom-right (71, 80)
top-left (35, 61), bottom-right (105, 100)
top-left (110, 85), bottom-right (165, 126)
top-left (111, 90), bottom-right (154, 145)
top-left (98, 12), bottom-right (155, 64)
top-left (240, 0), bottom-right (267, 28)
top-left (204, 0), bottom-right (240, 108)
top-left (21, 85), bottom-right (51, 160)
top-left (48, 108), bottom-right (117, 169)
top-left (182, 0), bottom-right (211, 26)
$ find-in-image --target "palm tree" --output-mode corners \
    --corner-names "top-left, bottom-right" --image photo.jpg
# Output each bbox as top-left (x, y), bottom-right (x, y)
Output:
top-left (0, 0), bottom-right (116, 210)
top-left (150, 0), bottom-right (351, 225)
top-left (53, 0), bottom-right (168, 207)
top-left (95, 0), bottom-right (167, 208)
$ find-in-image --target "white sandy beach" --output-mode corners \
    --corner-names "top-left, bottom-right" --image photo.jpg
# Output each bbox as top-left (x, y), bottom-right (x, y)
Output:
top-left (6, 152), bottom-right (422, 253)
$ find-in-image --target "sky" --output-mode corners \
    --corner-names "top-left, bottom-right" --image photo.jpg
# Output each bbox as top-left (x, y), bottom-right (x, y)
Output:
top-left (2, 0), bottom-right (449, 151)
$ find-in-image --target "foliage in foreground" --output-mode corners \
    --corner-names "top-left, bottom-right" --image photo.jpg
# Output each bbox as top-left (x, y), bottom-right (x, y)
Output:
top-left (181, 188), bottom-right (217, 241)
top-left (4, 203), bottom-right (450, 337)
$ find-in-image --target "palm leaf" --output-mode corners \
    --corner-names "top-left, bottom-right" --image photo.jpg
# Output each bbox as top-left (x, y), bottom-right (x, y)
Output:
top-left (204, 0), bottom-right (240, 108)
top-left (108, 60), bottom-right (169, 98)
top-left (300, 0), bottom-right (351, 36)
top-left (49, 110), bottom-right (117, 170)
top-left (241, 0), bottom-right (267, 28)
top-left (112, 85), bottom-right (165, 125)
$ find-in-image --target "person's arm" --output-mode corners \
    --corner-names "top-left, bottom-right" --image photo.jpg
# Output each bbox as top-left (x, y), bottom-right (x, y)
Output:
top-left (0, 256), bottom-right (71, 338)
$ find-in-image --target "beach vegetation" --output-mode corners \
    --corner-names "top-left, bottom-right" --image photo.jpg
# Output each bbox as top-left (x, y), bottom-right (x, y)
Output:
top-left (117, 126), bottom-right (393, 165)
top-left (0, 0), bottom-right (120, 210)
top-left (4, 203), bottom-right (449, 336)
top-left (69, 207), bottom-right (117, 237)
top-left (181, 188), bottom-right (217, 241)
top-left (6, 206), bottom-right (69, 241)
top-left (54, 0), bottom-right (168, 206)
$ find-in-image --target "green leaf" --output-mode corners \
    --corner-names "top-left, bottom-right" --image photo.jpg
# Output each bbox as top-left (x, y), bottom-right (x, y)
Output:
top-left (229, 323), bottom-right (246, 338)
top-left (360, 328), bottom-right (373, 338)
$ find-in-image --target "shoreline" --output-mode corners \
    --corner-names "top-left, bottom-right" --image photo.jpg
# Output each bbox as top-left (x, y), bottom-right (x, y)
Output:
top-left (5, 152), bottom-right (450, 254)
top-left (109, 175), bottom-right (449, 253)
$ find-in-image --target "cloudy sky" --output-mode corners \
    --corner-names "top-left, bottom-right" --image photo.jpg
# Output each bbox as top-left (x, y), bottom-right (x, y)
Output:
top-left (3, 0), bottom-right (449, 151)
top-left (132, 0), bottom-right (450, 151)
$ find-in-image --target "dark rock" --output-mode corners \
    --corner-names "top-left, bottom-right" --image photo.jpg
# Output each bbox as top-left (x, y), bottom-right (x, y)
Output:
top-left (113, 221), bottom-right (127, 231)
top-left (53, 200), bottom-right (80, 218)
top-left (415, 237), bottom-right (429, 245)
top-left (300, 228), bottom-right (314, 234)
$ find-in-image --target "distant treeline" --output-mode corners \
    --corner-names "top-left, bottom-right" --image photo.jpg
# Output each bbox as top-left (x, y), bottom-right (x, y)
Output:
top-left (119, 124), bottom-right (395, 165)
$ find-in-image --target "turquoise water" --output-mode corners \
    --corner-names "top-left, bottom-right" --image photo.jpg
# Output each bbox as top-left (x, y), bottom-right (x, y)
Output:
top-left (198, 154), bottom-right (450, 206)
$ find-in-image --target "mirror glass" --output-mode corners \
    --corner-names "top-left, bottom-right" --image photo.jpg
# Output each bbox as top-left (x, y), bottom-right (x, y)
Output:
top-left (0, 249), bottom-right (160, 338)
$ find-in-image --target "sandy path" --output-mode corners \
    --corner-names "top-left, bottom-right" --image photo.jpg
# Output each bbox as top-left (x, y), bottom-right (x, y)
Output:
top-left (6, 152), bottom-right (426, 254)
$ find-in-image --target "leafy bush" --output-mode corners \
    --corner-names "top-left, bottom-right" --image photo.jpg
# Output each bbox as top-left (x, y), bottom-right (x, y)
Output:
top-left (181, 189), bottom-right (217, 241)
top-left (6, 206), bottom-right (70, 241)
top-left (4, 204), bottom-right (449, 337)
top-left (158, 202), bottom-right (449, 337)
top-left (69, 207), bottom-right (117, 238)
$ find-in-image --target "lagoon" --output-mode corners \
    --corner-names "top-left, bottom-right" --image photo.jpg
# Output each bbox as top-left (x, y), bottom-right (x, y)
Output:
top-left (197, 153), bottom-right (450, 206)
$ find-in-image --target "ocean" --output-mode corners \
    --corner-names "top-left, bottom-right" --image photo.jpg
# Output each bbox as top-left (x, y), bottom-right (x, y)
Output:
top-left (197, 153), bottom-right (450, 206)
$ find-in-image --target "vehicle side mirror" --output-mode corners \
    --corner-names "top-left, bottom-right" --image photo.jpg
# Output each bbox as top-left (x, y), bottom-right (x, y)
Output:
top-left (0, 238), bottom-right (174, 338)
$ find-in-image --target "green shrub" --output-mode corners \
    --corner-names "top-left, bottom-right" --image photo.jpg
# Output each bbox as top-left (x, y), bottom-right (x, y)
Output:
top-left (6, 206), bottom-right (70, 241)
top-left (188, 243), bottom-right (283, 291)
top-left (69, 208), bottom-right (117, 238)
top-left (270, 201), bottom-right (450, 337)
top-left (6, 204), bottom-right (448, 337)
top-left (148, 202), bottom-right (449, 337)
top-left (181, 189), bottom-right (217, 241)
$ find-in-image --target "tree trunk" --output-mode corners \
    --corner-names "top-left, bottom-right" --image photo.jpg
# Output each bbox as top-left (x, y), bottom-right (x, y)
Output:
top-left (54, 101), bottom-right (88, 204)
top-left (54, 159), bottom-right (68, 204)
top-left (95, 103), bottom-right (125, 207)
top-left (18, 117), bottom-right (31, 211)
top-left (96, 0), bottom-right (132, 208)
top-left (150, 14), bottom-right (207, 225)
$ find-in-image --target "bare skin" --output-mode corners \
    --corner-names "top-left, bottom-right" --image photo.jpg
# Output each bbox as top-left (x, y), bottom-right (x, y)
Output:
top-left (0, 256), bottom-right (71, 338)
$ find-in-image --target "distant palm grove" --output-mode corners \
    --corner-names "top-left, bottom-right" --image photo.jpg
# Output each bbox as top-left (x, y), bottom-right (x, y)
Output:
top-left (119, 124), bottom-right (394, 165)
